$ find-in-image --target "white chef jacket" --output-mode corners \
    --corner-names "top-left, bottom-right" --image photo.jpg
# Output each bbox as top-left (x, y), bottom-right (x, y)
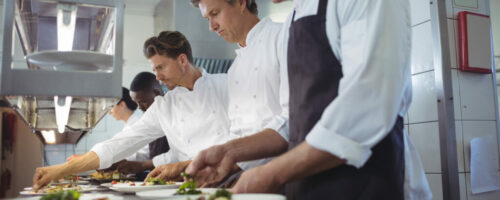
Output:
top-left (279, 0), bottom-right (432, 199)
top-left (227, 18), bottom-right (289, 170)
top-left (91, 70), bottom-right (231, 169)
top-left (123, 110), bottom-right (150, 162)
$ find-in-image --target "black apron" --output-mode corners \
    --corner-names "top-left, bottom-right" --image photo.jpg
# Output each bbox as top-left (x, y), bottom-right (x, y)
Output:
top-left (285, 0), bottom-right (405, 199)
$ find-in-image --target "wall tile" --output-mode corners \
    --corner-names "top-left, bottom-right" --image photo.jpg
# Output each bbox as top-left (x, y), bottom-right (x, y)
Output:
top-left (456, 120), bottom-right (466, 173)
top-left (426, 173), bottom-right (444, 200)
top-left (75, 136), bottom-right (88, 152)
top-left (409, 71), bottom-right (438, 123)
top-left (452, 69), bottom-right (463, 120)
top-left (410, 122), bottom-right (442, 173)
top-left (462, 120), bottom-right (499, 172)
top-left (459, 173), bottom-right (468, 200)
top-left (465, 173), bottom-right (500, 199)
top-left (458, 72), bottom-right (496, 121)
top-left (448, 19), bottom-right (459, 69)
top-left (410, 0), bottom-right (431, 26)
top-left (409, 121), bottom-right (465, 173)
top-left (411, 21), bottom-right (434, 74)
top-left (45, 151), bottom-right (66, 166)
top-left (44, 144), bottom-right (66, 152)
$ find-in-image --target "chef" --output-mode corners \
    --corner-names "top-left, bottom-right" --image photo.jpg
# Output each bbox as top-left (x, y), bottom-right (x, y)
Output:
top-left (187, 0), bottom-right (432, 199)
top-left (101, 72), bottom-right (170, 177)
top-left (184, 0), bottom-right (289, 186)
top-left (32, 31), bottom-right (231, 189)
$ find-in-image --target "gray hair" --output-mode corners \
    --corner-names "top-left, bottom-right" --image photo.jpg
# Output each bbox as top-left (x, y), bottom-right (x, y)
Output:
top-left (190, 0), bottom-right (258, 14)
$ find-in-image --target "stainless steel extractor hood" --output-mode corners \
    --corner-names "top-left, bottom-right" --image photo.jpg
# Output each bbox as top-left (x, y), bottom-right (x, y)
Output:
top-left (0, 0), bottom-right (125, 143)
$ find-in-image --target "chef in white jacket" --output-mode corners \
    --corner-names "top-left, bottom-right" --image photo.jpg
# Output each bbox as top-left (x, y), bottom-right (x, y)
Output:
top-left (187, 0), bottom-right (432, 199)
top-left (32, 31), bottom-right (231, 189)
top-left (184, 0), bottom-right (289, 184)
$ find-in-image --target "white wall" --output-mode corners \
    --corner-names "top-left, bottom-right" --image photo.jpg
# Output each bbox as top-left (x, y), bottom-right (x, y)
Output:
top-left (409, 0), bottom-right (500, 199)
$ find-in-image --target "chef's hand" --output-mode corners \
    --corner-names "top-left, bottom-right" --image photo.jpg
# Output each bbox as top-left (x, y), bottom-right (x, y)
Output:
top-left (185, 144), bottom-right (236, 186)
top-left (33, 165), bottom-right (67, 191)
top-left (145, 161), bottom-right (190, 181)
top-left (231, 165), bottom-right (280, 194)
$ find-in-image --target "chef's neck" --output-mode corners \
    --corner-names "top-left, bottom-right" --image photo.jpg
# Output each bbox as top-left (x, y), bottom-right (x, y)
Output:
top-left (179, 64), bottom-right (202, 91)
top-left (122, 109), bottom-right (134, 123)
top-left (238, 16), bottom-right (260, 47)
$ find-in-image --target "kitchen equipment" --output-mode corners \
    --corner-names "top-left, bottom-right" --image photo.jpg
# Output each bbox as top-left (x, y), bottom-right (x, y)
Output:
top-left (0, 0), bottom-right (125, 143)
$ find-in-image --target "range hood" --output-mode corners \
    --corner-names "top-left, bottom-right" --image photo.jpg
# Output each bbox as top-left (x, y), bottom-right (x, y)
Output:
top-left (0, 0), bottom-right (125, 143)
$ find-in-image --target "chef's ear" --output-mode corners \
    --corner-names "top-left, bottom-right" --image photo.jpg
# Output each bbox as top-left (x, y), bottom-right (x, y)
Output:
top-left (178, 53), bottom-right (188, 66)
top-left (239, 0), bottom-right (247, 13)
top-left (118, 101), bottom-right (127, 108)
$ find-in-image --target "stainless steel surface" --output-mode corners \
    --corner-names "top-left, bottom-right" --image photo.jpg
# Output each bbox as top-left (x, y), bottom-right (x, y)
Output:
top-left (430, 0), bottom-right (461, 199)
top-left (0, 0), bottom-right (125, 138)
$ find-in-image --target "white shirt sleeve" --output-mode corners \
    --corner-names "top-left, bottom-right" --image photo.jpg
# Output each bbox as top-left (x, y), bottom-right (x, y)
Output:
top-left (125, 145), bottom-right (150, 162)
top-left (91, 102), bottom-right (166, 169)
top-left (151, 150), bottom-right (180, 167)
top-left (305, 0), bottom-right (412, 168)
top-left (263, 19), bottom-right (290, 142)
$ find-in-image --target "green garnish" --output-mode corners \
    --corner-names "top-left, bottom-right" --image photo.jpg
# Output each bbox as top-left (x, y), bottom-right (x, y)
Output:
top-left (209, 189), bottom-right (232, 200)
top-left (176, 173), bottom-right (201, 195)
top-left (40, 189), bottom-right (81, 200)
top-left (145, 177), bottom-right (167, 185)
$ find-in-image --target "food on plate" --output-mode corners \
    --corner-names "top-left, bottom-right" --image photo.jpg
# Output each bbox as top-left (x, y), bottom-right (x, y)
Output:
top-left (39, 189), bottom-right (80, 200)
top-left (89, 171), bottom-right (125, 180)
top-left (176, 173), bottom-right (201, 195)
top-left (144, 177), bottom-right (175, 185)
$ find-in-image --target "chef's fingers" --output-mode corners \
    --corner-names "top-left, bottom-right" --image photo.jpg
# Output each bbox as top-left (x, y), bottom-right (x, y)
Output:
top-left (145, 168), bottom-right (161, 181)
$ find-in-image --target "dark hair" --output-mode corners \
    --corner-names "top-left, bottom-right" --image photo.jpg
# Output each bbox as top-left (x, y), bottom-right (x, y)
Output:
top-left (120, 87), bottom-right (138, 111)
top-left (130, 72), bottom-right (162, 92)
top-left (143, 31), bottom-right (193, 63)
top-left (190, 0), bottom-right (258, 14)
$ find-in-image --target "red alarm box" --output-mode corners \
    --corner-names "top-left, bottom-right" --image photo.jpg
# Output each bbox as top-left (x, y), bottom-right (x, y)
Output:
top-left (457, 11), bottom-right (492, 74)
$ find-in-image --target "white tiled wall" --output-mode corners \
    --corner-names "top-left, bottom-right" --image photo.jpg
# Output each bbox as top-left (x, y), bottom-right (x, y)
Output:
top-left (409, 0), bottom-right (500, 199)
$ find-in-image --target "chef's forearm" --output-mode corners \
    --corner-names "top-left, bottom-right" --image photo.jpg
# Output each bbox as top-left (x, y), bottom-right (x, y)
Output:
top-left (263, 142), bottom-right (346, 185)
top-left (224, 128), bottom-right (288, 163)
top-left (141, 160), bottom-right (155, 171)
top-left (62, 151), bottom-right (100, 174)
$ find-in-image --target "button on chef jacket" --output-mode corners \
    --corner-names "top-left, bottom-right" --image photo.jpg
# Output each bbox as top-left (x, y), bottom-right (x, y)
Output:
top-left (122, 110), bottom-right (150, 162)
top-left (91, 70), bottom-right (231, 169)
top-left (278, 0), bottom-right (432, 199)
top-left (227, 18), bottom-right (289, 170)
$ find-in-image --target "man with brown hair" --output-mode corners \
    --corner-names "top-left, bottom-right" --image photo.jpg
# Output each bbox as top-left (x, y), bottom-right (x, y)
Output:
top-left (31, 31), bottom-right (231, 189)
top-left (183, 0), bottom-right (289, 186)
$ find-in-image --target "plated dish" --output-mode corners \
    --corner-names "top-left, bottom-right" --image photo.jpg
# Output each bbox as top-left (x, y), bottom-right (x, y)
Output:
top-left (19, 185), bottom-right (99, 196)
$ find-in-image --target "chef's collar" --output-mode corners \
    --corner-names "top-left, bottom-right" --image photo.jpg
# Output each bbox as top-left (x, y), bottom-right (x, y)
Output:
top-left (238, 17), bottom-right (271, 48)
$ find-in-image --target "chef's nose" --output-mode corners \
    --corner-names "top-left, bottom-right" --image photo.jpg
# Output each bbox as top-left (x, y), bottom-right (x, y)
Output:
top-left (209, 19), bottom-right (218, 32)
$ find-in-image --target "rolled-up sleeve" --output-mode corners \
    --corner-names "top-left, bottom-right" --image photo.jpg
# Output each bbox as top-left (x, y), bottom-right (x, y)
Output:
top-left (91, 103), bottom-right (166, 169)
top-left (305, 0), bottom-right (411, 168)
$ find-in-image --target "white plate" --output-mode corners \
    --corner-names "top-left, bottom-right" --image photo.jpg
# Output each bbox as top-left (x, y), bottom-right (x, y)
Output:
top-left (136, 188), bottom-right (218, 199)
top-left (232, 194), bottom-right (286, 200)
top-left (109, 182), bottom-right (180, 193)
top-left (26, 50), bottom-right (113, 72)
top-left (19, 185), bottom-right (100, 196)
